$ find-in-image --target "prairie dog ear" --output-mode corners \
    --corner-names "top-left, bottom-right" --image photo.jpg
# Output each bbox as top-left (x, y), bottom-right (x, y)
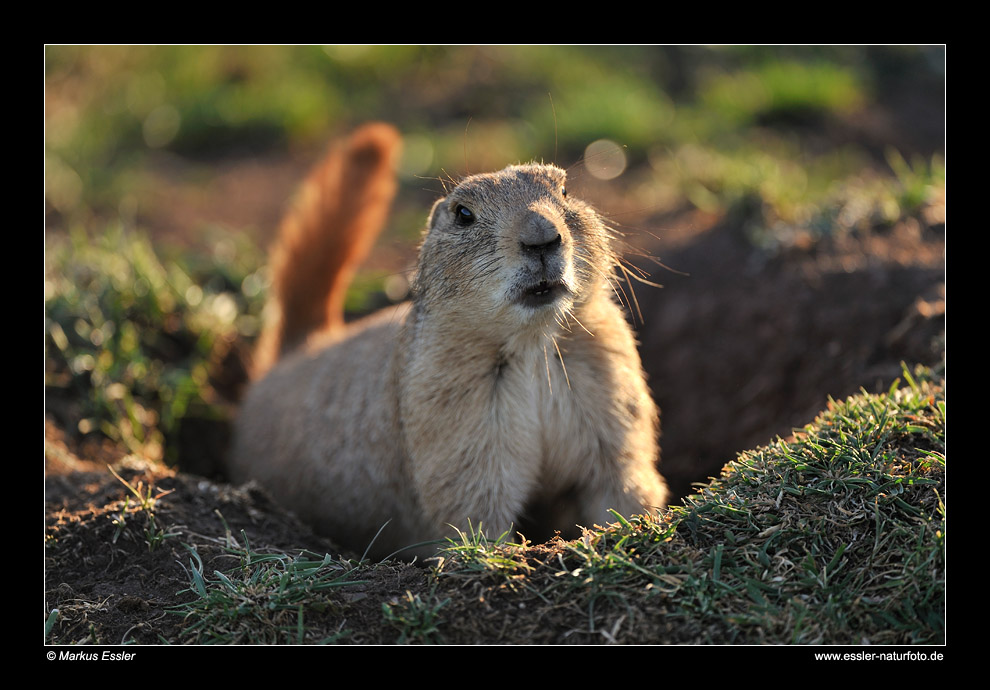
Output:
top-left (427, 197), bottom-right (447, 231)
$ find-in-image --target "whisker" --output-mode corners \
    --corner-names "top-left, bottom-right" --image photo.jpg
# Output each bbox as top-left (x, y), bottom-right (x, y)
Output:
top-left (620, 252), bottom-right (687, 280)
top-left (616, 262), bottom-right (644, 325)
top-left (542, 343), bottom-right (553, 395)
top-left (548, 92), bottom-right (558, 165)
top-left (463, 116), bottom-right (473, 175)
top-left (575, 252), bottom-right (631, 313)
top-left (551, 336), bottom-right (571, 390)
top-left (567, 309), bottom-right (595, 337)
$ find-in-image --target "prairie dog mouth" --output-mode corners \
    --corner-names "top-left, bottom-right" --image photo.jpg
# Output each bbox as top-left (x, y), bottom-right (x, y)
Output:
top-left (518, 280), bottom-right (569, 308)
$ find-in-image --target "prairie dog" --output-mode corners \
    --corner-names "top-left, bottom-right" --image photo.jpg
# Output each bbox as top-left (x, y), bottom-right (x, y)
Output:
top-left (231, 123), bottom-right (668, 559)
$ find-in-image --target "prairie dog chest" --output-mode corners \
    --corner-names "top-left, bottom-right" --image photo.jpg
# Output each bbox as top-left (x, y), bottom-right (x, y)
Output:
top-left (401, 330), bottom-right (604, 481)
top-left (492, 338), bottom-right (603, 483)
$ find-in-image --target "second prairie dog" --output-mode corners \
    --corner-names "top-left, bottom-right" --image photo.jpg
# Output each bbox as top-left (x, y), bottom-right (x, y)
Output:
top-left (230, 123), bottom-right (668, 560)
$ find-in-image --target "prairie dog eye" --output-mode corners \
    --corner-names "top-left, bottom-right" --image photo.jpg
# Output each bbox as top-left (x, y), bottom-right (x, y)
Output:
top-left (454, 204), bottom-right (475, 226)
top-left (561, 187), bottom-right (567, 198)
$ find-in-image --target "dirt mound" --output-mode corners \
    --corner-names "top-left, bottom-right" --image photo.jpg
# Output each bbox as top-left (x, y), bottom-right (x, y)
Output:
top-left (633, 211), bottom-right (944, 498)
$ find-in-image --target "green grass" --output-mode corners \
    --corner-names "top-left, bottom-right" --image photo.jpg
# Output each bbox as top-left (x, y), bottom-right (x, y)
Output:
top-left (697, 59), bottom-right (865, 129)
top-left (172, 535), bottom-right (366, 644)
top-left (46, 46), bottom-right (944, 240)
top-left (108, 465), bottom-right (178, 551)
top-left (651, 139), bottom-right (944, 251)
top-left (539, 368), bottom-right (944, 643)
top-left (381, 588), bottom-right (450, 644)
top-left (45, 609), bottom-right (60, 640)
top-left (44, 224), bottom-right (266, 463)
top-left (436, 520), bottom-right (535, 582)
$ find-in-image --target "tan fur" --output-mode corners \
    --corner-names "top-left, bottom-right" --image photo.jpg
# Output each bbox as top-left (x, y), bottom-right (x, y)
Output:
top-left (231, 125), bottom-right (668, 560)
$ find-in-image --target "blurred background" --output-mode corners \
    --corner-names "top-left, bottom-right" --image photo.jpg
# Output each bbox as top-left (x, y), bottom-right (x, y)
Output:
top-left (44, 45), bottom-right (945, 499)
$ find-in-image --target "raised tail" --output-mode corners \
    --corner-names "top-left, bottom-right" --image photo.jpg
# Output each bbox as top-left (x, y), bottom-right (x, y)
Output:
top-left (252, 123), bottom-right (402, 377)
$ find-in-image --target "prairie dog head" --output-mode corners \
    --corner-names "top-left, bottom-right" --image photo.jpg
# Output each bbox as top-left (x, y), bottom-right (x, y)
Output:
top-left (413, 164), bottom-right (616, 332)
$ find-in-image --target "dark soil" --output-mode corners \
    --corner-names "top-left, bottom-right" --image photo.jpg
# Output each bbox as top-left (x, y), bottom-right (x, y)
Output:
top-left (45, 428), bottom-right (408, 645)
top-left (633, 210), bottom-right (945, 498)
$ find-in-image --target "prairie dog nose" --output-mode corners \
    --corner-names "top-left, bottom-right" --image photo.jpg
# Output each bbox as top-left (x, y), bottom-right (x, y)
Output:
top-left (519, 211), bottom-right (563, 254)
